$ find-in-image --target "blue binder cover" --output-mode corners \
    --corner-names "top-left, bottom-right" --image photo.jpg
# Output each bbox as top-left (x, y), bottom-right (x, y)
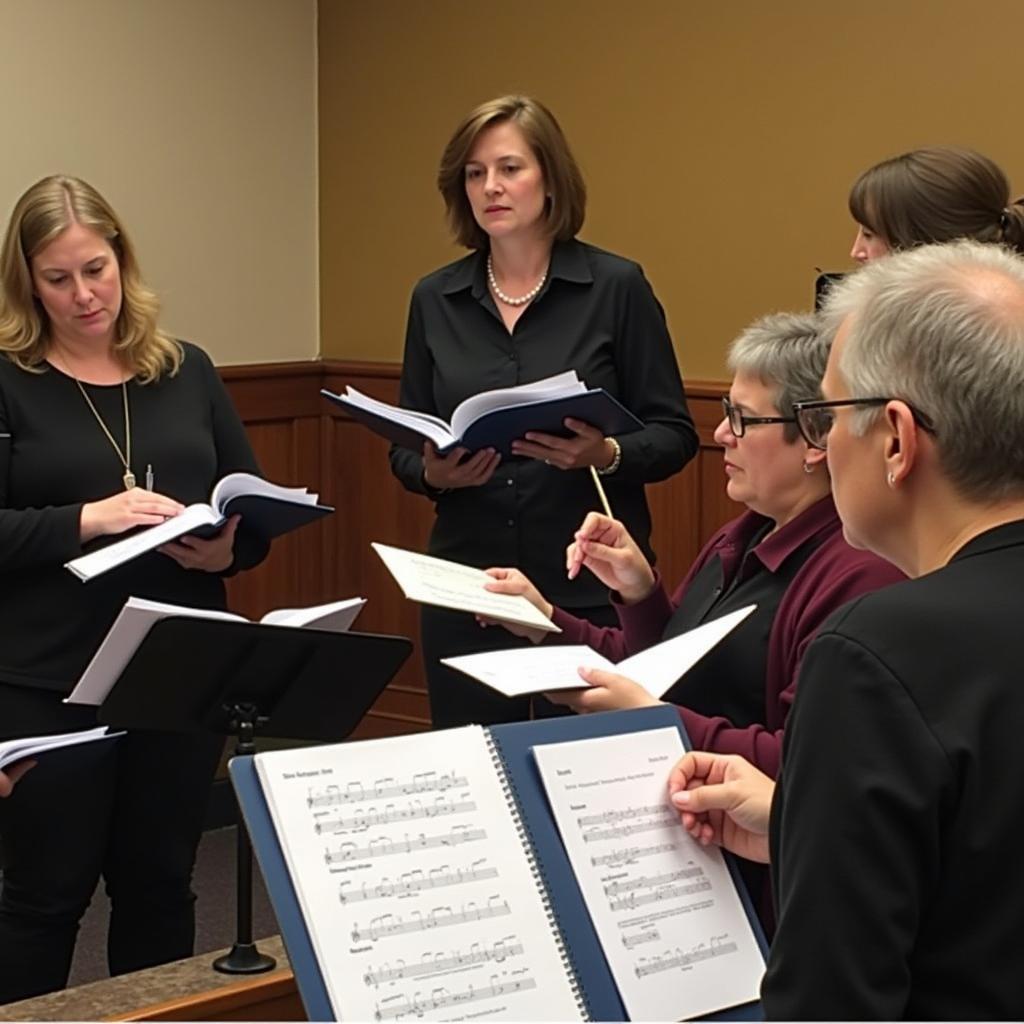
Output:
top-left (322, 387), bottom-right (643, 457)
top-left (231, 706), bottom-right (766, 1022)
top-left (489, 706), bottom-right (767, 1022)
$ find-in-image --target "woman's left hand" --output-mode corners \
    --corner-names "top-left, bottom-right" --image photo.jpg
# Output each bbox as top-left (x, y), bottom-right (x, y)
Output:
top-left (158, 514), bottom-right (239, 573)
top-left (511, 418), bottom-right (615, 470)
top-left (547, 666), bottom-right (661, 713)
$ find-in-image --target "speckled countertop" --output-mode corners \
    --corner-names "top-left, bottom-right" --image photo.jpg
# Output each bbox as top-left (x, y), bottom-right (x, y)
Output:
top-left (0, 935), bottom-right (291, 1022)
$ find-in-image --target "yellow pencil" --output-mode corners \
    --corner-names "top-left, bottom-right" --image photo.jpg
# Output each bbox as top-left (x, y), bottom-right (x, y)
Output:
top-left (588, 465), bottom-right (613, 519)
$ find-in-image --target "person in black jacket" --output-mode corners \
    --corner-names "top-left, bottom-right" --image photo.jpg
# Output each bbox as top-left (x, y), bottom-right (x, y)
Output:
top-left (670, 239), bottom-right (1024, 1019)
top-left (389, 95), bottom-right (697, 728)
top-left (0, 175), bottom-right (268, 1001)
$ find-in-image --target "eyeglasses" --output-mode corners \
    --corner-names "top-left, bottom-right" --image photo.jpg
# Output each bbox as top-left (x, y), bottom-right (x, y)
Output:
top-left (721, 397), bottom-right (795, 438)
top-left (792, 398), bottom-right (936, 451)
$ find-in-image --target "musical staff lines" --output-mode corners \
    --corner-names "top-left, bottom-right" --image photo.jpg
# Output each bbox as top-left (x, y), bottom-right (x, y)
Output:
top-left (634, 940), bottom-right (740, 978)
top-left (374, 972), bottom-right (538, 1021)
top-left (590, 841), bottom-right (677, 867)
top-left (622, 929), bottom-right (660, 949)
top-left (609, 877), bottom-right (712, 913)
top-left (363, 936), bottom-right (525, 987)
top-left (340, 861), bottom-right (499, 904)
top-left (604, 865), bottom-right (705, 897)
top-left (582, 809), bottom-right (678, 844)
top-left (577, 804), bottom-right (668, 827)
top-left (308, 772), bottom-right (468, 809)
top-left (314, 797), bottom-right (477, 834)
top-left (351, 898), bottom-right (511, 943)
top-left (324, 826), bottom-right (487, 865)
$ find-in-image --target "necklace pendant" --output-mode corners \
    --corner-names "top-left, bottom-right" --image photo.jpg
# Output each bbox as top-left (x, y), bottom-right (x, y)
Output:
top-left (123, 470), bottom-right (136, 490)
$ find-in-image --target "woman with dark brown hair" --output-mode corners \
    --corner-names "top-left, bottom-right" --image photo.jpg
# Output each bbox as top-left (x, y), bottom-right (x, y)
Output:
top-left (848, 145), bottom-right (1024, 262)
top-left (390, 95), bottom-right (698, 729)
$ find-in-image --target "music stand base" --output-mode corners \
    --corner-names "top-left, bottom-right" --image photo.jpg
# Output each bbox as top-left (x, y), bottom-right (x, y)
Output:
top-left (213, 942), bottom-right (277, 974)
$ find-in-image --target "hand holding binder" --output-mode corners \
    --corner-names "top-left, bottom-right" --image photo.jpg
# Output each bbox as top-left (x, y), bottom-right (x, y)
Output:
top-left (323, 370), bottom-right (642, 457)
top-left (66, 472), bottom-right (333, 582)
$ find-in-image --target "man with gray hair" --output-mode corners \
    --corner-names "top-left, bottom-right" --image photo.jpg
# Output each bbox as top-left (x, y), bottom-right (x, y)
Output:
top-left (671, 239), bottom-right (1024, 1018)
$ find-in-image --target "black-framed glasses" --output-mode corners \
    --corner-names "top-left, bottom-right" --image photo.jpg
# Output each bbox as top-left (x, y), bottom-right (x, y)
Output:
top-left (792, 398), bottom-right (936, 451)
top-left (721, 397), bottom-right (795, 438)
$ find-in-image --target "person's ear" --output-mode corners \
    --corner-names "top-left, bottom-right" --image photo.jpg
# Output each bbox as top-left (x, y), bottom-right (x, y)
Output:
top-left (883, 401), bottom-right (919, 486)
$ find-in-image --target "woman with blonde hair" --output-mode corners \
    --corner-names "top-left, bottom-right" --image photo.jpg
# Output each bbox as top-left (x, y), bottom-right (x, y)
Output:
top-left (390, 95), bottom-right (698, 729)
top-left (0, 175), bottom-right (268, 1000)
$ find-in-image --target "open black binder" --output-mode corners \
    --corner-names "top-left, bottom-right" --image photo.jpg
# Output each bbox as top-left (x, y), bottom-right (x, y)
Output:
top-left (231, 704), bottom-right (767, 1021)
top-left (322, 387), bottom-right (643, 457)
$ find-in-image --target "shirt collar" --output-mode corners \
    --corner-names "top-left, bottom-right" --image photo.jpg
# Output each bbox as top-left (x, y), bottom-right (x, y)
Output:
top-left (712, 494), bottom-right (841, 574)
top-left (949, 518), bottom-right (1024, 563)
top-left (439, 238), bottom-right (592, 300)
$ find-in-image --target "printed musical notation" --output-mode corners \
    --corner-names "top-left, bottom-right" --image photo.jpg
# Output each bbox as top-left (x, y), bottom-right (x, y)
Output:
top-left (374, 971), bottom-right (538, 1021)
top-left (609, 877), bottom-right (713, 913)
top-left (581, 809), bottom-right (679, 844)
top-left (532, 727), bottom-right (766, 1021)
top-left (323, 826), bottom-right (488, 865)
top-left (634, 939), bottom-right (740, 978)
top-left (363, 936), bottom-right (525, 987)
top-left (339, 861), bottom-right (500, 904)
top-left (590, 841), bottom-right (677, 867)
top-left (314, 797), bottom-right (478, 834)
top-left (351, 897), bottom-right (512, 943)
top-left (622, 929), bottom-right (660, 949)
top-left (255, 726), bottom-right (584, 1020)
top-left (307, 772), bottom-right (469, 808)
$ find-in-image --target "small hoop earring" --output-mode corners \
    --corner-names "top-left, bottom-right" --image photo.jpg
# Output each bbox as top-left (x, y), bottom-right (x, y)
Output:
top-left (886, 471), bottom-right (896, 487)
top-left (802, 461), bottom-right (814, 474)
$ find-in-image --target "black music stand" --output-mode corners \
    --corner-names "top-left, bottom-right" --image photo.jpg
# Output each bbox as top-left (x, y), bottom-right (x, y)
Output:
top-left (96, 617), bottom-right (412, 975)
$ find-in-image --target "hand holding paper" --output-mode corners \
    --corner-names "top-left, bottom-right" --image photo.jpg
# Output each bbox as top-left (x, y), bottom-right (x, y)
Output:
top-left (443, 605), bottom-right (756, 699)
top-left (372, 543), bottom-right (560, 633)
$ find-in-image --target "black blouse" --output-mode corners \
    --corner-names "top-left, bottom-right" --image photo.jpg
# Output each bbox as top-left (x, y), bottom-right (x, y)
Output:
top-left (0, 343), bottom-right (266, 694)
top-left (389, 239), bottom-right (698, 607)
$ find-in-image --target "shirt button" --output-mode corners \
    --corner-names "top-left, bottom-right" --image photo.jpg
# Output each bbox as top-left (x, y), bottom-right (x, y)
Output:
top-left (506, 478), bottom-right (514, 486)
top-left (507, 519), bottom-right (515, 527)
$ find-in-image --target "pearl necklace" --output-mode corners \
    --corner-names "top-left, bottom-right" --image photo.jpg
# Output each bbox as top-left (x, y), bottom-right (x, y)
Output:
top-left (486, 253), bottom-right (547, 307)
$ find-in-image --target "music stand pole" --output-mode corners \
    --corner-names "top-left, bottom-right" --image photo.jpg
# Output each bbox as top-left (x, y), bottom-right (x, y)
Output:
top-left (214, 702), bottom-right (275, 974)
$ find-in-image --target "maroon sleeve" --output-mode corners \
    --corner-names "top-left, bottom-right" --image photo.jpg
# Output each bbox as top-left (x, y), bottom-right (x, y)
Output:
top-left (678, 541), bottom-right (906, 778)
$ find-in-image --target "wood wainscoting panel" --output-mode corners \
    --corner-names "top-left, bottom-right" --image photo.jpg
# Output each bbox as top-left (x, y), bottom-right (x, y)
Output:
top-left (221, 361), bottom-right (734, 739)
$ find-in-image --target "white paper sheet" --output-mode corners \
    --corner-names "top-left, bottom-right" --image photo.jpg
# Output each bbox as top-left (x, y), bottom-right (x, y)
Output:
top-left (441, 605), bottom-right (756, 698)
top-left (254, 727), bottom-right (584, 1021)
top-left (372, 543), bottom-right (560, 633)
top-left (533, 727), bottom-right (765, 1021)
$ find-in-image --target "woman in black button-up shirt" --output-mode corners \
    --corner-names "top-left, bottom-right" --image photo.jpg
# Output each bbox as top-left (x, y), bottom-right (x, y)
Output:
top-left (390, 95), bottom-right (698, 728)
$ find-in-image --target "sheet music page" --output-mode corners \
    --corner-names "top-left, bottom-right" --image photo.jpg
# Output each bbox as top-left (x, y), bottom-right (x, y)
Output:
top-left (255, 727), bottom-right (584, 1021)
top-left (371, 543), bottom-right (560, 633)
top-left (441, 645), bottom-right (614, 697)
top-left (533, 727), bottom-right (764, 1021)
top-left (616, 605), bottom-right (757, 698)
top-left (440, 605), bottom-right (757, 700)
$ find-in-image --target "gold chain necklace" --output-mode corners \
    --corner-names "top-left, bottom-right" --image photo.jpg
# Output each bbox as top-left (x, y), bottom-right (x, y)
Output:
top-left (73, 377), bottom-right (135, 490)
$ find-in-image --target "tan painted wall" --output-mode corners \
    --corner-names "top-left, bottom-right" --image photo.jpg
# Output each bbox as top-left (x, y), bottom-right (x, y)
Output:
top-left (318, 0), bottom-right (1024, 380)
top-left (0, 0), bottom-right (318, 365)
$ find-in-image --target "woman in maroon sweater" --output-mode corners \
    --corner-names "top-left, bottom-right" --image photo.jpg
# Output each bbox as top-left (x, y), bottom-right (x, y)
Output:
top-left (485, 311), bottom-right (903, 779)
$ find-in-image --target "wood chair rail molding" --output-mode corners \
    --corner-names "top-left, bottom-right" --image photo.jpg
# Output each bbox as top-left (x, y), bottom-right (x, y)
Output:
top-left (220, 359), bottom-right (739, 739)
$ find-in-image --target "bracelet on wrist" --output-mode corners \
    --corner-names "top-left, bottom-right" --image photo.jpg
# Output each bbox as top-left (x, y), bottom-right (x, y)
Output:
top-left (596, 436), bottom-right (622, 476)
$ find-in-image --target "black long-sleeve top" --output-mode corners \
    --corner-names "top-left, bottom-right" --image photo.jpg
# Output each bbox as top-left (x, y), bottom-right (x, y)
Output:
top-left (389, 239), bottom-right (698, 607)
top-left (0, 342), bottom-right (267, 695)
top-left (763, 520), bottom-right (1024, 1019)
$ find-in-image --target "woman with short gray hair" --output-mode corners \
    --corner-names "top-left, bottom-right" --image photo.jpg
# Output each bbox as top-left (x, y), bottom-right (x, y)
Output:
top-left (485, 311), bottom-right (903, 783)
